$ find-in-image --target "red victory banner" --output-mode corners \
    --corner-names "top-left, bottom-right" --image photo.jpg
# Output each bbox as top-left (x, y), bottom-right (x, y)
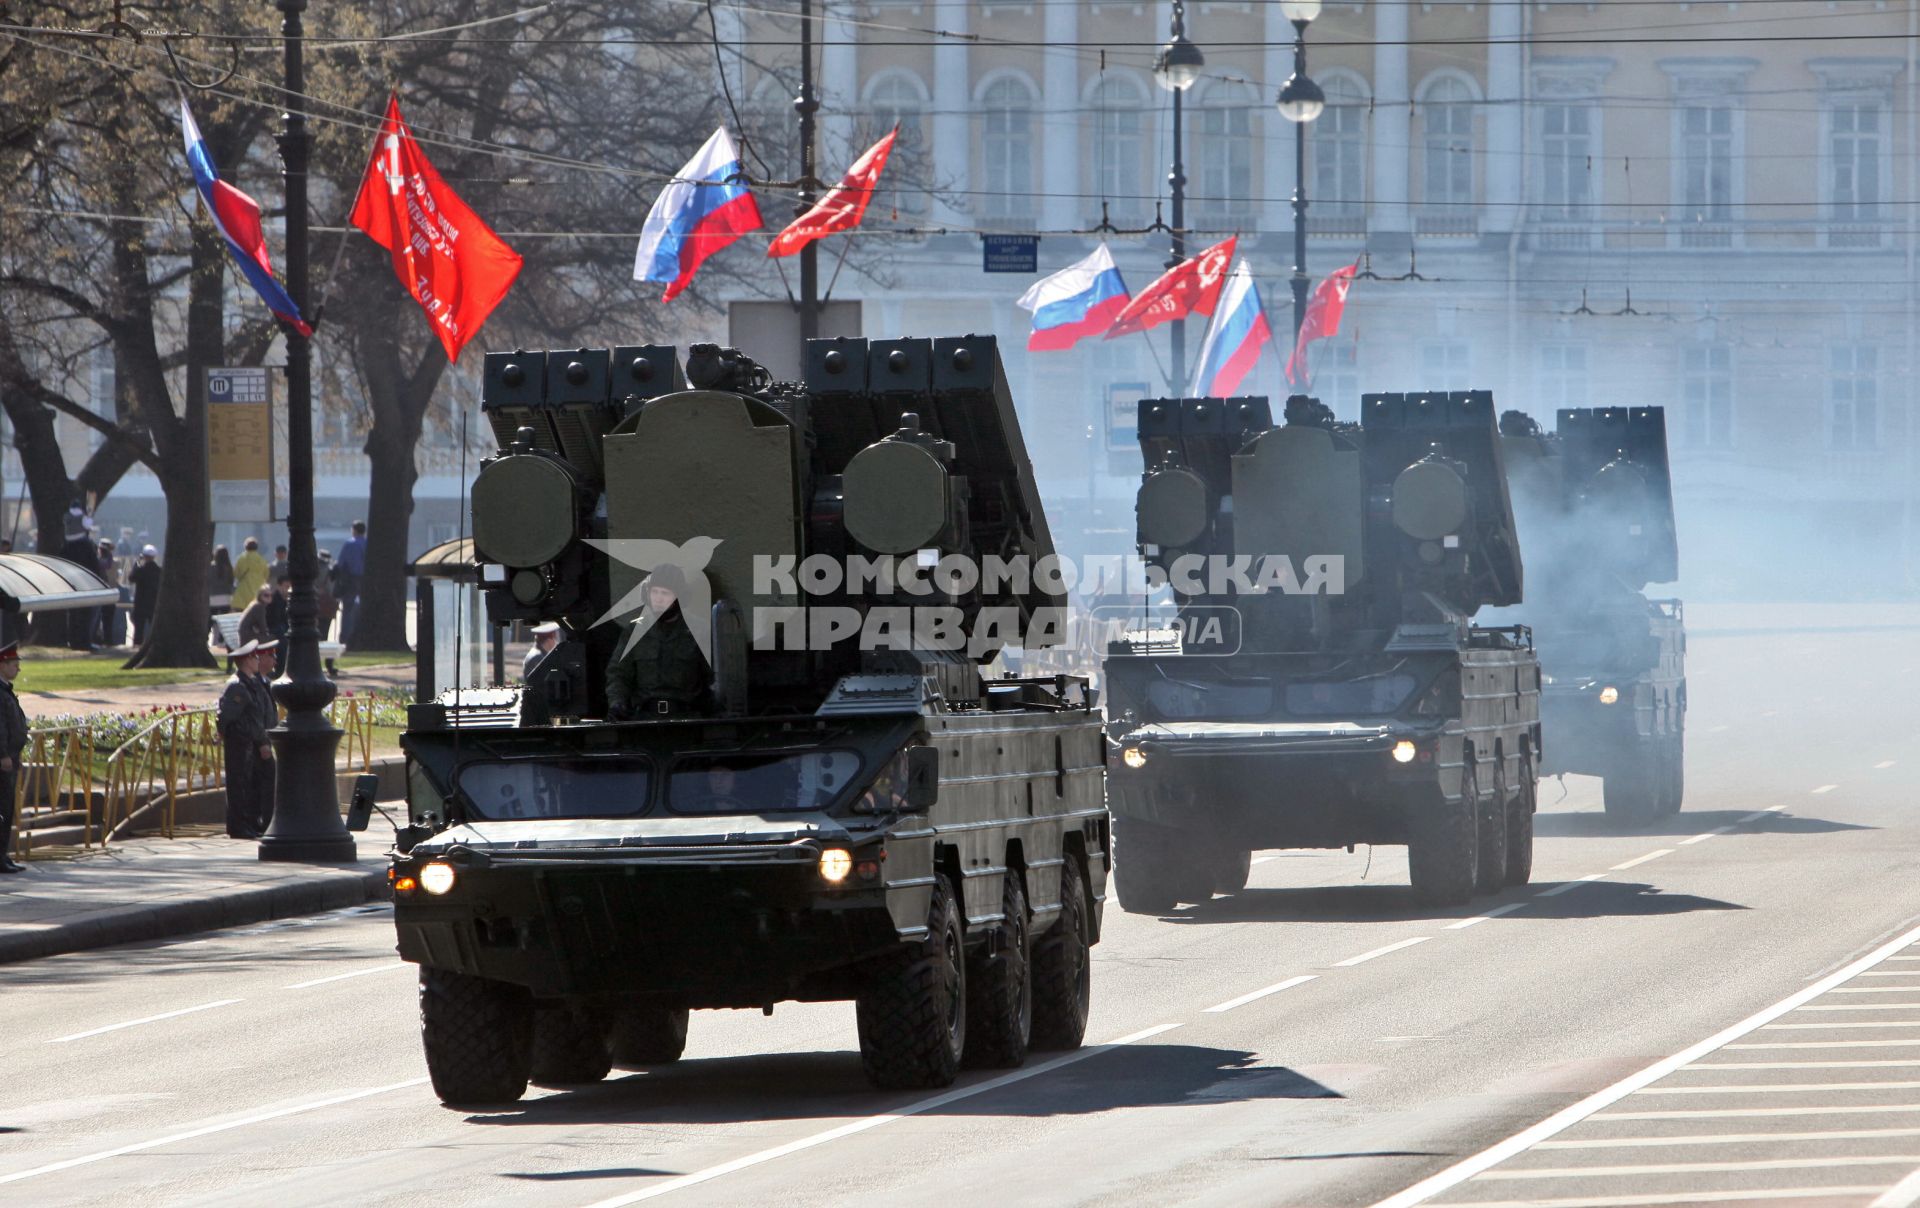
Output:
top-left (768, 126), bottom-right (898, 258)
top-left (1285, 263), bottom-right (1358, 386)
top-left (1105, 236), bottom-right (1237, 340)
top-left (349, 95), bottom-right (523, 362)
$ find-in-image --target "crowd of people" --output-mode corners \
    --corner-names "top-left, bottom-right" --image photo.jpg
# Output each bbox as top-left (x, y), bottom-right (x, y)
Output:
top-left (208, 521), bottom-right (365, 650)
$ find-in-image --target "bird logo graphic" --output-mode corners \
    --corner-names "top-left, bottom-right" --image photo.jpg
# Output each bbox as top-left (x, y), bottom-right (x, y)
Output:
top-left (584, 536), bottom-right (723, 662)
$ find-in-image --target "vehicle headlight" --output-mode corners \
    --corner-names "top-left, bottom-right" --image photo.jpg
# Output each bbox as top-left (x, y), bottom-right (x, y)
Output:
top-left (1391, 739), bottom-right (1417, 764)
top-left (819, 848), bottom-right (853, 883)
top-left (1122, 746), bottom-right (1147, 769)
top-left (419, 862), bottom-right (457, 896)
top-left (1598, 685), bottom-right (1619, 705)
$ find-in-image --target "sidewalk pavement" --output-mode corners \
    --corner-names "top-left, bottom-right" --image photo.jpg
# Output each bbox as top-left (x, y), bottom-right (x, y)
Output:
top-left (0, 832), bottom-right (393, 965)
top-left (16, 659), bottom-right (415, 721)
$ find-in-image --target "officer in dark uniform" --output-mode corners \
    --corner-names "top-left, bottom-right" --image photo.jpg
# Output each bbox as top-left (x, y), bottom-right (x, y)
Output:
top-left (216, 638), bottom-right (278, 839)
top-left (606, 565), bottom-right (710, 719)
top-left (0, 641), bottom-right (27, 873)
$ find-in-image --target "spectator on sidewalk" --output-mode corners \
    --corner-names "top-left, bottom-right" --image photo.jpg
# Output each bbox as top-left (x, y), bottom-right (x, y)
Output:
top-left (60, 501), bottom-right (98, 652)
top-left (0, 641), bottom-right (25, 873)
top-left (232, 537), bottom-right (270, 607)
top-left (334, 521), bottom-right (367, 645)
top-left (130, 545), bottom-right (161, 647)
top-left (216, 638), bottom-right (277, 839)
top-left (268, 544), bottom-right (289, 586)
top-left (210, 545), bottom-right (234, 614)
top-left (315, 551), bottom-right (338, 642)
top-left (238, 585), bottom-right (274, 647)
top-left (267, 575), bottom-right (291, 676)
top-left (95, 538), bottom-right (126, 648)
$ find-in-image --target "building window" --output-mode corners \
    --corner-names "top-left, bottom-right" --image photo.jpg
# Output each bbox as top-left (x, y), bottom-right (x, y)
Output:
top-left (1307, 338), bottom-right (1360, 421)
top-left (1539, 104), bottom-right (1593, 220)
top-left (1680, 344), bottom-right (1733, 448)
top-left (1679, 101), bottom-right (1735, 219)
top-left (865, 73), bottom-right (928, 220)
top-left (1314, 75), bottom-right (1367, 218)
top-left (1535, 345), bottom-right (1589, 410)
top-left (1193, 80), bottom-right (1254, 229)
top-left (1829, 345), bottom-right (1878, 450)
top-left (980, 76), bottom-right (1035, 225)
top-left (1419, 76), bottom-right (1474, 212)
top-left (1089, 76), bottom-right (1146, 226)
top-left (1420, 341), bottom-right (1472, 390)
top-left (1828, 100), bottom-right (1883, 220)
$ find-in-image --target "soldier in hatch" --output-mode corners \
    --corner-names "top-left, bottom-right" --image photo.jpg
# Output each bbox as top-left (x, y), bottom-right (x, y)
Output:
top-left (605, 564), bottom-right (710, 719)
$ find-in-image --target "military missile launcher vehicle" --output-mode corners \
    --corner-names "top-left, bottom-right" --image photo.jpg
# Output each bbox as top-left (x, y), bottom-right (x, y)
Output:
top-left (1496, 406), bottom-right (1684, 823)
top-left (1103, 391), bottom-right (1540, 909)
top-left (369, 335), bottom-right (1109, 1105)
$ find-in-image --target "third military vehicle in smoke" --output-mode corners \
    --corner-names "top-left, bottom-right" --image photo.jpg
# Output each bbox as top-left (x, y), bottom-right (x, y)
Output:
top-left (1498, 406), bottom-right (1685, 823)
top-left (367, 335), bottom-right (1108, 1105)
top-left (1103, 391), bottom-right (1539, 909)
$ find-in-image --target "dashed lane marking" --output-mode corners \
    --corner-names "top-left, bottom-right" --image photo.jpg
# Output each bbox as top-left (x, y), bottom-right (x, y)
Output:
top-left (1762, 1021), bottom-right (1920, 1029)
top-left (1535, 1127), bottom-right (1920, 1149)
top-left (286, 963), bottom-right (409, 990)
top-left (1476, 1155), bottom-right (1920, 1181)
top-left (1637, 1082), bottom-right (1920, 1094)
top-left (578, 1023), bottom-right (1185, 1207)
top-left (1610, 850), bottom-right (1672, 872)
top-left (1684, 1059), bottom-right (1920, 1070)
top-left (1795, 1004), bottom-right (1920, 1012)
top-left (1813, 784), bottom-right (1839, 794)
top-left (1831, 986), bottom-right (1920, 994)
top-left (47, 1000), bottom-right (241, 1044)
top-left (1435, 1189), bottom-right (1887, 1208)
top-left (1334, 937), bottom-right (1431, 967)
top-left (1204, 975), bottom-right (1318, 1013)
top-left (1593, 1105), bottom-right (1920, 1122)
top-left (1738, 805), bottom-right (1789, 823)
top-left (1446, 903), bottom-right (1524, 930)
top-left (0, 1077), bottom-right (430, 1185)
top-left (1536, 874), bottom-right (1607, 897)
top-left (1727, 1040), bottom-right (1920, 1049)
top-left (1679, 827), bottom-right (1734, 846)
top-left (1877, 760), bottom-right (1898, 769)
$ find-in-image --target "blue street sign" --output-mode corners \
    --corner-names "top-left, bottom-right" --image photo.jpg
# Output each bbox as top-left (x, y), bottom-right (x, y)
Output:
top-left (982, 234), bottom-right (1039, 273)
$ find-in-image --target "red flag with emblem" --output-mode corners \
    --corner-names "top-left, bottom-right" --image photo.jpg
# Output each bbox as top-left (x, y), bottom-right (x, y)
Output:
top-left (1104, 236), bottom-right (1237, 339)
top-left (349, 94), bottom-right (523, 362)
top-left (768, 126), bottom-right (898, 258)
top-left (1284, 263), bottom-right (1358, 386)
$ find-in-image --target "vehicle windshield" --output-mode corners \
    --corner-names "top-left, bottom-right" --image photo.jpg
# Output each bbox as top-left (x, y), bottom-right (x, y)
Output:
top-left (667, 750), bottom-right (863, 815)
top-left (1284, 673), bottom-right (1420, 716)
top-left (458, 757), bottom-right (653, 820)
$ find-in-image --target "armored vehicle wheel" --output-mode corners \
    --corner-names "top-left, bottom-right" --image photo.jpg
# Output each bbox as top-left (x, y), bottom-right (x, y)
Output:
top-left (610, 1004), bottom-right (689, 1066)
top-left (1474, 755), bottom-right (1509, 895)
top-left (1210, 846), bottom-right (1252, 895)
top-left (1409, 758), bottom-right (1479, 906)
top-left (1602, 757), bottom-right (1660, 825)
top-left (419, 967), bottom-right (534, 1106)
top-left (857, 876), bottom-right (967, 1089)
top-left (530, 1001), bottom-right (613, 1086)
top-left (1660, 732), bottom-right (1685, 816)
top-left (1504, 751), bottom-right (1536, 887)
top-left (963, 873), bottom-right (1032, 1069)
top-left (1031, 856), bottom-right (1091, 1051)
top-left (1113, 817), bottom-right (1180, 914)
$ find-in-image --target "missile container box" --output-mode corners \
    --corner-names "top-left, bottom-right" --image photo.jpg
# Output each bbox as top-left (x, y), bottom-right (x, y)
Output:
top-left (372, 336), bottom-right (1109, 1105)
top-left (1103, 391), bottom-right (1540, 910)
top-left (1497, 406), bottom-right (1685, 823)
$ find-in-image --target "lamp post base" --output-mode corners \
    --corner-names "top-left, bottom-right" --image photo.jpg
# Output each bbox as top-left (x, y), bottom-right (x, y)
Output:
top-left (259, 721), bottom-right (357, 863)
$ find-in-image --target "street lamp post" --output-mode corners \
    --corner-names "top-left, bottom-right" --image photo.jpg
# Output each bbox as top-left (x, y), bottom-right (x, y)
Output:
top-left (1154, 0), bottom-right (1203, 394)
top-left (795, 0), bottom-right (820, 350)
top-left (262, 0), bottom-right (355, 864)
top-left (1276, 2), bottom-right (1326, 344)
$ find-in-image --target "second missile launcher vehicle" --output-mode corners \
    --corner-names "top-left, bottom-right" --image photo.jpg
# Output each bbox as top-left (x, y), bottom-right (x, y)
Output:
top-left (370, 335), bottom-right (1109, 1105)
top-left (1497, 407), bottom-right (1685, 823)
top-left (1104, 391), bottom-right (1540, 909)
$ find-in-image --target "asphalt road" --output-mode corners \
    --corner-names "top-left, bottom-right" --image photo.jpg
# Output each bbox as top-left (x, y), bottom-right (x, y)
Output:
top-left (4, 614), bottom-right (1919, 1208)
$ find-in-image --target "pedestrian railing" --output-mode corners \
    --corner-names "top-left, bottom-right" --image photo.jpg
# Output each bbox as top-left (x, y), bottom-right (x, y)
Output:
top-left (13, 723), bottom-right (103, 858)
top-left (99, 708), bottom-right (225, 842)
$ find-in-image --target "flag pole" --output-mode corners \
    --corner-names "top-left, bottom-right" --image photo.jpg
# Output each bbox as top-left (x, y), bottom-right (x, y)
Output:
top-left (262, 0), bottom-right (354, 863)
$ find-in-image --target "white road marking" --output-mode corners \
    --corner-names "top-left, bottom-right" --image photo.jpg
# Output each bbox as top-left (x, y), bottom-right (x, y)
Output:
top-left (1679, 827), bottom-right (1733, 846)
top-left (1763, 1021), bottom-right (1920, 1029)
top-left (1536, 1126), bottom-right (1920, 1149)
top-left (1478, 1154), bottom-right (1920, 1180)
top-left (1871, 1162), bottom-right (1920, 1208)
top-left (1366, 919), bottom-right (1920, 1208)
top-left (286, 962), bottom-right (408, 990)
top-left (1446, 903), bottom-right (1524, 930)
top-left (1594, 1104), bottom-right (1920, 1121)
top-left (0, 1077), bottom-right (429, 1185)
top-left (1864, 970), bottom-right (1920, 976)
top-left (1442, 1186), bottom-right (1889, 1207)
top-left (1250, 856), bottom-right (1276, 866)
top-left (580, 1023), bottom-right (1184, 1206)
top-left (1685, 1059), bottom-right (1920, 1070)
top-left (47, 1000), bottom-right (241, 1044)
top-left (1727, 1039), bottom-right (1920, 1049)
top-left (1708, 724), bottom-right (1729, 732)
top-left (1334, 937), bottom-right (1431, 967)
top-left (1738, 805), bottom-right (1789, 823)
top-left (1610, 850), bottom-right (1672, 871)
top-left (1812, 784), bottom-right (1839, 794)
top-left (1204, 974), bottom-right (1317, 1013)
top-left (1876, 760), bottom-right (1898, 769)
top-left (1833, 986), bottom-right (1920, 994)
top-left (1536, 874), bottom-right (1606, 897)
top-left (1638, 1081), bottom-right (1920, 1095)
top-left (1797, 1004), bottom-right (1920, 1012)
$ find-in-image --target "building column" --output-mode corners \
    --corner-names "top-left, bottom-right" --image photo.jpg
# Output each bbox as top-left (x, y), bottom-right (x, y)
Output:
top-left (1371, 0), bottom-right (1411, 235)
top-left (1042, 1), bottom-right (1080, 232)
top-left (821, 2), bottom-right (859, 167)
top-left (1263, 0), bottom-right (1299, 238)
top-left (1484, 0), bottom-right (1524, 233)
top-left (932, 0), bottom-right (972, 228)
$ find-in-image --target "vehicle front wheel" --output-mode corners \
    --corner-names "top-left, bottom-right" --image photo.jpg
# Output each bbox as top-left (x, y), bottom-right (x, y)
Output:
top-left (610, 1004), bottom-right (689, 1066)
top-left (1603, 755), bottom-right (1660, 825)
top-left (1031, 856), bottom-right (1092, 1051)
top-left (530, 1000), bottom-right (613, 1086)
top-left (419, 967), bottom-right (534, 1106)
top-left (1409, 758), bottom-right (1479, 906)
top-left (1113, 817), bottom-right (1180, 914)
top-left (1210, 846), bottom-right (1253, 895)
top-left (963, 872), bottom-right (1032, 1069)
top-left (857, 876), bottom-right (967, 1089)
top-left (1504, 751), bottom-right (1536, 887)
top-left (1474, 754), bottom-right (1509, 895)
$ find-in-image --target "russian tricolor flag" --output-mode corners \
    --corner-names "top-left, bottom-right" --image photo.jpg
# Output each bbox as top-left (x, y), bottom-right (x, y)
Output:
top-left (1190, 262), bottom-right (1272, 398)
top-left (634, 127), bottom-right (763, 302)
top-left (179, 97), bottom-right (311, 337)
top-left (1016, 243), bottom-right (1130, 352)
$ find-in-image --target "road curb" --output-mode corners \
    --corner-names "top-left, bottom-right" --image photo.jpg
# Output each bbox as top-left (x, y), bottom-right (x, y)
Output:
top-left (0, 867), bottom-right (392, 965)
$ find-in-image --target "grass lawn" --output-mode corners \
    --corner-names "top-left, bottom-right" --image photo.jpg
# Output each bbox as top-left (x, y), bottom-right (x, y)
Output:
top-left (17, 648), bottom-right (410, 694)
